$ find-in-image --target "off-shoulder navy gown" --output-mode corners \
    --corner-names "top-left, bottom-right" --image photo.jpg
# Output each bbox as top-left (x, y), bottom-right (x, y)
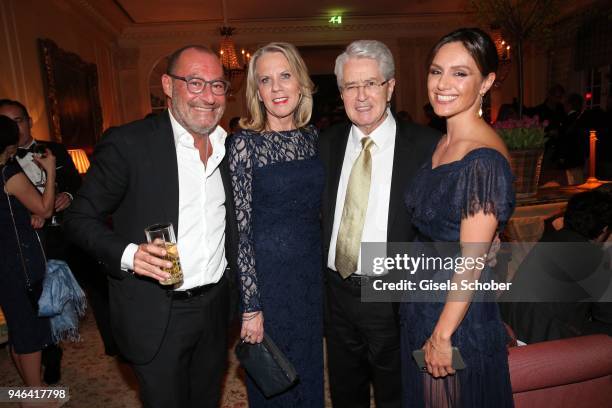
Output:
top-left (401, 148), bottom-right (516, 408)
top-left (228, 125), bottom-right (324, 407)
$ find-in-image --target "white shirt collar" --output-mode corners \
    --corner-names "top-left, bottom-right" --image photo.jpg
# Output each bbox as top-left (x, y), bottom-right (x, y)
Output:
top-left (350, 108), bottom-right (396, 150)
top-left (22, 139), bottom-right (36, 149)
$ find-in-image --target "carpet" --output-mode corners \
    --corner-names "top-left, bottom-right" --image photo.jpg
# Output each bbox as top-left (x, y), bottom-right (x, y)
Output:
top-left (0, 311), bottom-right (355, 407)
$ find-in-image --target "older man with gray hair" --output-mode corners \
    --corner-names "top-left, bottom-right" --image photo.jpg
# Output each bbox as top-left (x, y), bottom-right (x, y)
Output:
top-left (319, 40), bottom-right (440, 408)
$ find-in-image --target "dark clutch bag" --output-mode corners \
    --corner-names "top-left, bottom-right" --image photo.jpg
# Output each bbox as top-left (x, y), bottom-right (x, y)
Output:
top-left (235, 334), bottom-right (299, 397)
top-left (26, 279), bottom-right (44, 314)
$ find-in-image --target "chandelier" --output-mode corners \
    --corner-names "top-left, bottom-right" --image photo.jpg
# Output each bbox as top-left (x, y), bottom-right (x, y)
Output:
top-left (218, 0), bottom-right (250, 93)
top-left (490, 26), bottom-right (512, 87)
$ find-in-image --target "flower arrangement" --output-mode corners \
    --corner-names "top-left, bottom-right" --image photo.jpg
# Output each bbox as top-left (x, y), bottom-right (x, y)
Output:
top-left (493, 116), bottom-right (548, 150)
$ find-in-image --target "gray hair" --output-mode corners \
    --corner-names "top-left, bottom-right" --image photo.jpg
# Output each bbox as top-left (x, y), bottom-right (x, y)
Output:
top-left (334, 40), bottom-right (395, 88)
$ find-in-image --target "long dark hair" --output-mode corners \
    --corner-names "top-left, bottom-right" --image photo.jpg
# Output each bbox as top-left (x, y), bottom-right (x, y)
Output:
top-left (428, 28), bottom-right (498, 77)
top-left (0, 115), bottom-right (19, 155)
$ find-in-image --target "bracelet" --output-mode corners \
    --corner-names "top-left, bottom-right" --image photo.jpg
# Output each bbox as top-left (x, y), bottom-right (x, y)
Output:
top-left (427, 338), bottom-right (452, 354)
top-left (242, 311), bottom-right (261, 321)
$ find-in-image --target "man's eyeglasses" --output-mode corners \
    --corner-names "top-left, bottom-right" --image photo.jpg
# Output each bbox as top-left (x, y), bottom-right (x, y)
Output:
top-left (167, 73), bottom-right (231, 96)
top-left (341, 80), bottom-right (389, 96)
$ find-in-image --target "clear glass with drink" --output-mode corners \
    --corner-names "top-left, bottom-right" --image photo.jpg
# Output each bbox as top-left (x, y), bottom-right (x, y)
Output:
top-left (144, 223), bottom-right (183, 286)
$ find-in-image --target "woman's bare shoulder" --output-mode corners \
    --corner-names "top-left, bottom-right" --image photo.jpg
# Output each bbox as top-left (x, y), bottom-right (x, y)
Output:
top-left (461, 126), bottom-right (509, 162)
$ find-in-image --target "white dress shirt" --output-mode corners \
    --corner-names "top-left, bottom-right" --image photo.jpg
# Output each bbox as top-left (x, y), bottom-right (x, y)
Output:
top-left (15, 140), bottom-right (46, 193)
top-left (327, 110), bottom-right (396, 275)
top-left (121, 110), bottom-right (228, 289)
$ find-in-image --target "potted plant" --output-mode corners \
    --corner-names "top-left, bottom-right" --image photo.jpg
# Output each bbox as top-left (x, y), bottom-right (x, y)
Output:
top-left (494, 116), bottom-right (548, 198)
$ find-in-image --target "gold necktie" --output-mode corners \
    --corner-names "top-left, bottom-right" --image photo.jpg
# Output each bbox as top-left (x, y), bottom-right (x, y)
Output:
top-left (335, 137), bottom-right (375, 278)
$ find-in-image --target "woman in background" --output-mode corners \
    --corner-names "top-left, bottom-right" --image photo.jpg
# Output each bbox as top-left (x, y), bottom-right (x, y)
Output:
top-left (401, 28), bottom-right (515, 407)
top-left (228, 42), bottom-right (324, 407)
top-left (0, 115), bottom-right (56, 399)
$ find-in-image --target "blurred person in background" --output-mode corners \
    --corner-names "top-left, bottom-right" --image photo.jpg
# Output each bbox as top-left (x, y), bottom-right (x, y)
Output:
top-left (0, 99), bottom-right (81, 384)
top-left (501, 190), bottom-right (612, 343)
top-left (557, 93), bottom-right (587, 185)
top-left (0, 115), bottom-right (56, 396)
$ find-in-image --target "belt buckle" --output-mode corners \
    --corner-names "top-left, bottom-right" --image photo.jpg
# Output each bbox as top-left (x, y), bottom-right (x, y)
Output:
top-left (168, 287), bottom-right (195, 299)
top-left (359, 275), bottom-right (371, 286)
top-left (349, 275), bottom-right (369, 286)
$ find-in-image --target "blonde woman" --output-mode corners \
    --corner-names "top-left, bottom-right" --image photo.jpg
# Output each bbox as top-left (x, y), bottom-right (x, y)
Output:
top-left (228, 42), bottom-right (324, 407)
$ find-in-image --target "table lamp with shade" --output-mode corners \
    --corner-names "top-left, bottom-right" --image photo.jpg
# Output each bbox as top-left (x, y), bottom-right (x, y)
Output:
top-left (68, 149), bottom-right (90, 174)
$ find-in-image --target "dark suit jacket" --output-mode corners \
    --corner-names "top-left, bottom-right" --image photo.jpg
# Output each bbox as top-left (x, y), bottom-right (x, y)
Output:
top-left (558, 111), bottom-right (588, 169)
top-left (17, 140), bottom-right (81, 214)
top-left (319, 119), bottom-right (441, 261)
top-left (41, 140), bottom-right (82, 198)
top-left (64, 111), bottom-right (239, 364)
top-left (40, 140), bottom-right (81, 255)
top-left (17, 140), bottom-right (81, 258)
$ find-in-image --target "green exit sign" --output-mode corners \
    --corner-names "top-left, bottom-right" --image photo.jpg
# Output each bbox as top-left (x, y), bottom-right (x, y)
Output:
top-left (329, 16), bottom-right (342, 24)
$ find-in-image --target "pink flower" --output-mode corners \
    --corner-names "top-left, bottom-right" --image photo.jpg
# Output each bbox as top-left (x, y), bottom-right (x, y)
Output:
top-left (494, 114), bottom-right (546, 131)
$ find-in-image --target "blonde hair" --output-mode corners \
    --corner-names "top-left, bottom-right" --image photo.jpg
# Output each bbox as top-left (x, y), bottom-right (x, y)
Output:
top-left (240, 42), bottom-right (314, 131)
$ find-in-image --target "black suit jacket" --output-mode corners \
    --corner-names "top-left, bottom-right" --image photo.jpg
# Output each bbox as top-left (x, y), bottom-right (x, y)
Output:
top-left (17, 140), bottom-right (81, 258)
top-left (17, 140), bottom-right (81, 213)
top-left (319, 119), bottom-right (441, 261)
top-left (41, 140), bottom-right (82, 198)
top-left (64, 111), bottom-right (239, 364)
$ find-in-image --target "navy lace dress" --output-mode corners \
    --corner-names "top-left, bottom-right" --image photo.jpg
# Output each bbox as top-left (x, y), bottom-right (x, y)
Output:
top-left (0, 161), bottom-right (51, 353)
top-left (228, 125), bottom-right (324, 407)
top-left (400, 148), bottom-right (515, 408)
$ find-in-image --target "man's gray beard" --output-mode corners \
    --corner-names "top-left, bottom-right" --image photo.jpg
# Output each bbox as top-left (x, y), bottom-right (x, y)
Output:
top-left (171, 99), bottom-right (224, 137)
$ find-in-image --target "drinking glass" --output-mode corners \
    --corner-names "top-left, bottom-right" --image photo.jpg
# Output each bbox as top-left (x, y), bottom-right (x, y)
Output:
top-left (144, 223), bottom-right (183, 285)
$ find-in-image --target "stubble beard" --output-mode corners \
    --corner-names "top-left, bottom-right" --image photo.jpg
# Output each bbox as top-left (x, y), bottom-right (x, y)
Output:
top-left (171, 98), bottom-right (224, 137)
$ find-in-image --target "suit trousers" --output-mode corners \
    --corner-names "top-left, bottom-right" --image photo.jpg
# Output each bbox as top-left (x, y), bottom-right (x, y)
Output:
top-left (325, 269), bottom-right (401, 408)
top-left (131, 278), bottom-right (229, 408)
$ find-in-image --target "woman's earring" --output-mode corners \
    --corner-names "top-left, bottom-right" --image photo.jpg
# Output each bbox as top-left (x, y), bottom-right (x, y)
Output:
top-left (478, 94), bottom-right (484, 118)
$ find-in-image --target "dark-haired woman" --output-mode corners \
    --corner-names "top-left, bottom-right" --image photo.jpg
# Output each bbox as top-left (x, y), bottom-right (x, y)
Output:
top-left (0, 115), bottom-right (56, 396)
top-left (400, 28), bottom-right (515, 407)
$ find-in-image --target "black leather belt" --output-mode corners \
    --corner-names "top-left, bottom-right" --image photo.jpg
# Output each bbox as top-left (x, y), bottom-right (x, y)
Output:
top-left (328, 268), bottom-right (372, 287)
top-left (167, 282), bottom-right (217, 300)
top-left (346, 274), bottom-right (371, 287)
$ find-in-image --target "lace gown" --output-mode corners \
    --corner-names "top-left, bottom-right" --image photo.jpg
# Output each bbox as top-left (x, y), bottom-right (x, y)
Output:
top-left (228, 125), bottom-right (324, 407)
top-left (400, 148), bottom-right (515, 408)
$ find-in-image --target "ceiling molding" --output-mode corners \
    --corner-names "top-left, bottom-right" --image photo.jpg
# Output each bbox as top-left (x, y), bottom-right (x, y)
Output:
top-left (119, 13), bottom-right (472, 45)
top-left (111, 0), bottom-right (135, 23)
top-left (68, 0), bottom-right (122, 40)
